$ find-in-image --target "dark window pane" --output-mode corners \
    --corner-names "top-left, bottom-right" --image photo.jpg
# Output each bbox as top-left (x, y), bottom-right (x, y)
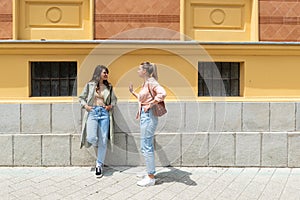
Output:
top-left (51, 80), bottom-right (59, 96)
top-left (231, 63), bottom-right (239, 79)
top-left (221, 63), bottom-right (230, 79)
top-left (31, 61), bottom-right (77, 97)
top-left (69, 63), bottom-right (77, 78)
top-left (231, 80), bottom-right (240, 96)
top-left (41, 63), bottom-right (51, 78)
top-left (32, 80), bottom-right (40, 96)
top-left (69, 79), bottom-right (76, 96)
top-left (51, 63), bottom-right (60, 78)
top-left (60, 64), bottom-right (69, 78)
top-left (60, 80), bottom-right (69, 96)
top-left (41, 80), bottom-right (51, 96)
top-left (198, 62), bottom-right (240, 97)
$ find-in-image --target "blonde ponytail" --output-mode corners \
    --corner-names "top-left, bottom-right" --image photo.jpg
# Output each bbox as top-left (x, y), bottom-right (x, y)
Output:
top-left (151, 63), bottom-right (158, 81)
top-left (141, 61), bottom-right (159, 80)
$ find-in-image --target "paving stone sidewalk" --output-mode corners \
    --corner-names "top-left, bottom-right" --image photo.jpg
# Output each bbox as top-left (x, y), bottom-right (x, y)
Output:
top-left (1, 166), bottom-right (300, 200)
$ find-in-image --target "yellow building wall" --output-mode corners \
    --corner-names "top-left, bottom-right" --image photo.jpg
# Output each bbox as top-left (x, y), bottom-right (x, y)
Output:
top-left (0, 42), bottom-right (300, 102)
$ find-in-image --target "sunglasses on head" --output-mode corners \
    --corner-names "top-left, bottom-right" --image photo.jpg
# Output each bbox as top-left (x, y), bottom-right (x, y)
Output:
top-left (141, 61), bottom-right (151, 65)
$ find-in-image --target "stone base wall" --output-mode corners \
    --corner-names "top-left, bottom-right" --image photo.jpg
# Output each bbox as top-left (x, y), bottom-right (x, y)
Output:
top-left (0, 102), bottom-right (300, 167)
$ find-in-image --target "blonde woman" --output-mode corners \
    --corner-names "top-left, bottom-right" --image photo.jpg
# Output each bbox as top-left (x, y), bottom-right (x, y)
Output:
top-left (129, 62), bottom-right (166, 186)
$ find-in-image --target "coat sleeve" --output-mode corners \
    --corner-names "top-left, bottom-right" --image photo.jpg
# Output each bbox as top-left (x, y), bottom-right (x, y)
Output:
top-left (110, 88), bottom-right (118, 106)
top-left (78, 83), bottom-right (89, 108)
top-left (152, 84), bottom-right (166, 102)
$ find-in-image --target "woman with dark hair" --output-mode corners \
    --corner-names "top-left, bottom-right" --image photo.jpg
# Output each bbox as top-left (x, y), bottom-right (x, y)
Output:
top-left (79, 65), bottom-right (117, 178)
top-left (129, 62), bottom-right (166, 187)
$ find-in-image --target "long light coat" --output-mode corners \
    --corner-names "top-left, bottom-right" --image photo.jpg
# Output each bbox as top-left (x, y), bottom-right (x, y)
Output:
top-left (78, 81), bottom-right (117, 148)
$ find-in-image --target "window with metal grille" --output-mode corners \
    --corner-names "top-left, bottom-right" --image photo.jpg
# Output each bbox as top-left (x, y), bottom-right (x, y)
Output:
top-left (31, 62), bottom-right (77, 96)
top-left (198, 62), bottom-right (240, 96)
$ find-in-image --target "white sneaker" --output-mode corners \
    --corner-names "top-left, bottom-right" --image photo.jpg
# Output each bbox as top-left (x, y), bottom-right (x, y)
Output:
top-left (137, 176), bottom-right (155, 187)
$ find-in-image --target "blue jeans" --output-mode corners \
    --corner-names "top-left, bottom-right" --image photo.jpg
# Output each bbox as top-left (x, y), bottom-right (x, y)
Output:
top-left (140, 107), bottom-right (158, 175)
top-left (86, 106), bottom-right (109, 166)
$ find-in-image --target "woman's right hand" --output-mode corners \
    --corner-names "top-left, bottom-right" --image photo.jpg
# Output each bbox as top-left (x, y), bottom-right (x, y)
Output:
top-left (84, 105), bottom-right (92, 112)
top-left (129, 82), bottom-right (134, 93)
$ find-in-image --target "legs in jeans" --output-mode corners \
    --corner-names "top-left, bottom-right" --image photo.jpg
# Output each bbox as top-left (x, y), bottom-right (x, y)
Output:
top-left (86, 106), bottom-right (109, 166)
top-left (140, 108), bottom-right (158, 175)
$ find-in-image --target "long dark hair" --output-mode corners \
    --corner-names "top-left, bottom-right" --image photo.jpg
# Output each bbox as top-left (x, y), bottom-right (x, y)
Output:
top-left (90, 65), bottom-right (110, 88)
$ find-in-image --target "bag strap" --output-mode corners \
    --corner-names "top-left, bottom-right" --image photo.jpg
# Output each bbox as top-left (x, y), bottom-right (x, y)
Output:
top-left (108, 85), bottom-right (113, 105)
top-left (147, 84), bottom-right (154, 100)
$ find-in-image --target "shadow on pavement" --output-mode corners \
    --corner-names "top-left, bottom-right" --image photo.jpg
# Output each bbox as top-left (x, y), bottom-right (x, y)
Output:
top-left (155, 167), bottom-right (197, 186)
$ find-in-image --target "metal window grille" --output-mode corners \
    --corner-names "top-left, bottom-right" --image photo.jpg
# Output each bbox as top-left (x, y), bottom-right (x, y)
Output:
top-left (31, 62), bottom-right (77, 96)
top-left (198, 62), bottom-right (240, 96)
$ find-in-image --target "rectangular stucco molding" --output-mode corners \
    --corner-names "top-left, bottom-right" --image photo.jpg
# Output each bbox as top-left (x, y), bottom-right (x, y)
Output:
top-left (42, 134), bottom-right (70, 166)
top-left (14, 134), bottom-right (41, 166)
top-left (181, 132), bottom-right (208, 166)
top-left (236, 132), bottom-right (261, 166)
top-left (0, 135), bottom-right (13, 165)
top-left (0, 104), bottom-right (20, 133)
top-left (243, 103), bottom-right (269, 132)
top-left (209, 132), bottom-right (235, 166)
top-left (21, 104), bottom-right (50, 133)
top-left (262, 132), bottom-right (287, 167)
top-left (288, 133), bottom-right (300, 167)
top-left (270, 103), bottom-right (295, 132)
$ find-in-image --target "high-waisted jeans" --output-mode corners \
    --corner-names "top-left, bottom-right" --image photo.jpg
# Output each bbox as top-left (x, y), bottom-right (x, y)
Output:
top-left (86, 106), bottom-right (109, 166)
top-left (140, 107), bottom-right (158, 175)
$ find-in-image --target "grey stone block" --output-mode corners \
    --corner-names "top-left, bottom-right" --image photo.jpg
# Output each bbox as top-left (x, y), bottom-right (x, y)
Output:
top-left (270, 103), bottom-right (295, 132)
top-left (155, 133), bottom-right (181, 166)
top-left (243, 103), bottom-right (269, 132)
top-left (181, 133), bottom-right (208, 166)
top-left (14, 134), bottom-right (41, 166)
top-left (71, 134), bottom-right (95, 166)
top-left (52, 103), bottom-right (82, 134)
top-left (0, 104), bottom-right (20, 133)
top-left (114, 103), bottom-right (140, 133)
top-left (216, 102), bottom-right (241, 132)
top-left (185, 102), bottom-right (214, 132)
top-left (127, 133), bottom-right (144, 166)
top-left (21, 104), bottom-right (50, 133)
top-left (262, 133), bottom-right (287, 167)
top-left (209, 132), bottom-right (235, 166)
top-left (42, 134), bottom-right (70, 166)
top-left (105, 133), bottom-right (127, 166)
top-left (288, 133), bottom-right (300, 167)
top-left (297, 103), bottom-right (300, 131)
top-left (159, 102), bottom-right (185, 132)
top-left (236, 133), bottom-right (260, 166)
top-left (0, 135), bottom-right (13, 165)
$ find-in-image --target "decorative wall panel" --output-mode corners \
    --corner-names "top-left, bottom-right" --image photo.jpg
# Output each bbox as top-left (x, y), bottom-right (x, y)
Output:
top-left (183, 0), bottom-right (258, 41)
top-left (14, 0), bottom-right (93, 40)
